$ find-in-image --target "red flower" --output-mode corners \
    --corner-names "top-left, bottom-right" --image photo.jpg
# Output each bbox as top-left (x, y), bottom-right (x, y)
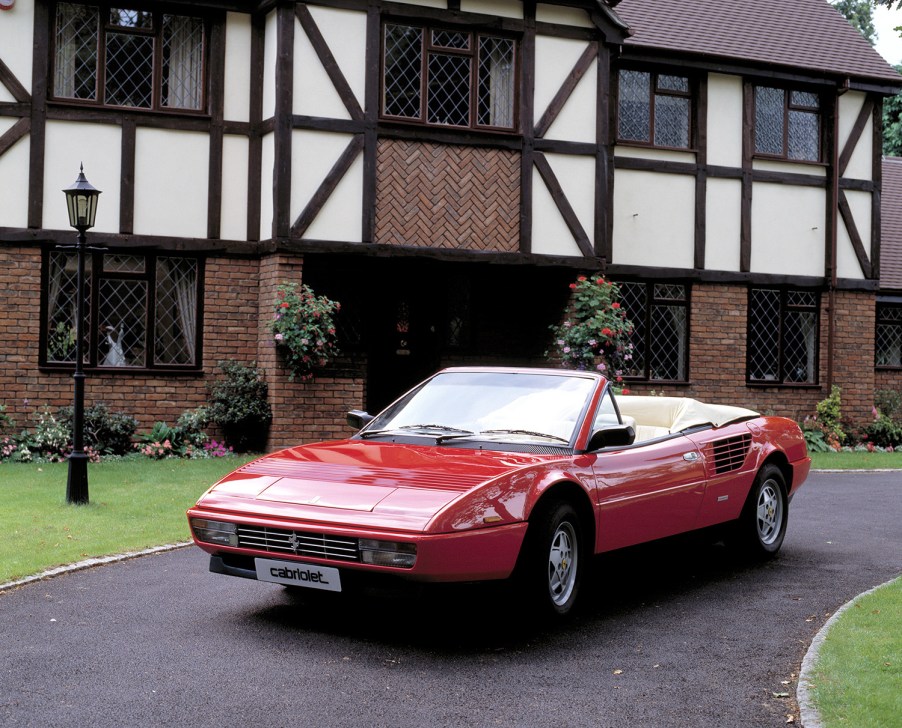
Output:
top-left (596, 278), bottom-right (605, 285)
top-left (577, 275), bottom-right (587, 282)
top-left (280, 302), bottom-right (290, 308)
top-left (621, 388), bottom-right (631, 395)
top-left (569, 283), bottom-right (577, 290)
top-left (611, 302), bottom-right (620, 309)
top-left (601, 327), bottom-right (613, 337)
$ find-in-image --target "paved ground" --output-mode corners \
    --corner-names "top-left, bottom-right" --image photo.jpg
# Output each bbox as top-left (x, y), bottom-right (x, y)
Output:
top-left (1, 472), bottom-right (899, 727)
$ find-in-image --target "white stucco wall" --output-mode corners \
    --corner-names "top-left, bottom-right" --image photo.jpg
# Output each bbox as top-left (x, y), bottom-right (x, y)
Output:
top-left (262, 11), bottom-right (277, 121)
top-left (260, 133), bottom-right (274, 241)
top-left (753, 159), bottom-right (827, 177)
top-left (534, 36), bottom-right (596, 143)
top-left (536, 3), bottom-right (593, 27)
top-left (220, 135), bottom-right (249, 242)
top-left (42, 121), bottom-right (122, 235)
top-left (837, 189), bottom-right (872, 279)
top-left (750, 183), bottom-right (825, 277)
top-left (838, 91), bottom-right (874, 181)
top-left (614, 147), bottom-right (696, 164)
top-left (0, 120), bottom-right (29, 229)
top-left (612, 169), bottom-right (695, 268)
top-left (293, 15), bottom-right (350, 120)
top-left (531, 168), bottom-right (585, 258)
top-left (308, 6), bottom-right (367, 111)
top-left (705, 178), bottom-right (742, 272)
top-left (392, 0), bottom-right (444, 7)
top-left (133, 129), bottom-right (208, 239)
top-left (706, 74), bottom-right (743, 168)
top-left (224, 13), bottom-right (252, 124)
top-left (0, 0), bottom-right (34, 100)
top-left (291, 130), bottom-right (363, 243)
top-left (461, 0), bottom-right (522, 19)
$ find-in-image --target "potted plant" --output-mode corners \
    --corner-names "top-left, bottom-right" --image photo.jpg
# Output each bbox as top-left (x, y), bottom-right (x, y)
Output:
top-left (206, 360), bottom-right (272, 452)
top-left (269, 282), bottom-right (341, 381)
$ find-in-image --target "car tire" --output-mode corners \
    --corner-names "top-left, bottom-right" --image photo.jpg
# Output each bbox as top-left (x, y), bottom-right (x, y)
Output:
top-left (519, 500), bottom-right (585, 618)
top-left (732, 463), bottom-right (788, 557)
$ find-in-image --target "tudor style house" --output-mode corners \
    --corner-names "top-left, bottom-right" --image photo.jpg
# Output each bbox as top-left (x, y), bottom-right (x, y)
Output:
top-left (0, 0), bottom-right (899, 447)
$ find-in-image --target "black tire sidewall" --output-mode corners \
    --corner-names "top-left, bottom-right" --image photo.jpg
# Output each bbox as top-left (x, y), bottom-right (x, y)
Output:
top-left (522, 500), bottom-right (585, 618)
top-left (742, 464), bottom-right (788, 556)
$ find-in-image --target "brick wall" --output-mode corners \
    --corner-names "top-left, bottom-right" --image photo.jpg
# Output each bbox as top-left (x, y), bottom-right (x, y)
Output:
top-left (621, 283), bottom-right (876, 425)
top-left (875, 368), bottom-right (902, 397)
top-left (256, 253), bottom-right (364, 449)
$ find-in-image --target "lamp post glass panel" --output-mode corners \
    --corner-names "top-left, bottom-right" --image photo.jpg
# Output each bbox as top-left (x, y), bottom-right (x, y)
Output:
top-left (62, 165), bottom-right (101, 505)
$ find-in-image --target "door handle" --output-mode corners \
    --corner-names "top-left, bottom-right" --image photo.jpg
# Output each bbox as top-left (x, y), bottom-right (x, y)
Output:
top-left (682, 452), bottom-right (700, 462)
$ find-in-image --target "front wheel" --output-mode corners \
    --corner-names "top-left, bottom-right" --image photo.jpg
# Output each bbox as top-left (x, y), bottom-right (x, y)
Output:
top-left (519, 501), bottom-right (586, 618)
top-left (733, 464), bottom-right (788, 557)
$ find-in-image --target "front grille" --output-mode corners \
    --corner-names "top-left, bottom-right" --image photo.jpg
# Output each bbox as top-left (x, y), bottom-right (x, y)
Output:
top-left (708, 434), bottom-right (752, 475)
top-left (237, 525), bottom-right (360, 562)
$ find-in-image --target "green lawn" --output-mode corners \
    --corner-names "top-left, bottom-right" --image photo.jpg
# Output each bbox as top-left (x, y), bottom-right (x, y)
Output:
top-left (809, 451), bottom-right (902, 469)
top-left (0, 457), bottom-right (253, 584)
top-left (810, 578), bottom-right (902, 728)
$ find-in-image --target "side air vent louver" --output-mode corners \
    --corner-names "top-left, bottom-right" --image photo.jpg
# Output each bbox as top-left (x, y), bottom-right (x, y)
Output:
top-left (708, 434), bottom-right (752, 475)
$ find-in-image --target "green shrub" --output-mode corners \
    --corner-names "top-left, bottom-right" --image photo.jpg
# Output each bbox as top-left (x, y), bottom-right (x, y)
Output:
top-left (58, 403), bottom-right (139, 456)
top-left (815, 385), bottom-right (845, 445)
top-left (206, 360), bottom-right (272, 452)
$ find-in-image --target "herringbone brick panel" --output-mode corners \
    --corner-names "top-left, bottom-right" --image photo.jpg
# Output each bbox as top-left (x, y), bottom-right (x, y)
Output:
top-left (375, 139), bottom-right (521, 251)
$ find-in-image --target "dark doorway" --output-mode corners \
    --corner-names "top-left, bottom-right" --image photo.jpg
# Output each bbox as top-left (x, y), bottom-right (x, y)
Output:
top-left (302, 255), bottom-right (574, 414)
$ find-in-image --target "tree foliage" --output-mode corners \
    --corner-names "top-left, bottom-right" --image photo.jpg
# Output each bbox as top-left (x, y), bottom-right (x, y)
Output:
top-left (833, 0), bottom-right (878, 44)
top-left (884, 65), bottom-right (902, 156)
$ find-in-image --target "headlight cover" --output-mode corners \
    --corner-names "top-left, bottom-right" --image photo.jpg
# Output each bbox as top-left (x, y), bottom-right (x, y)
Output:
top-left (191, 518), bottom-right (238, 547)
top-left (359, 539), bottom-right (417, 569)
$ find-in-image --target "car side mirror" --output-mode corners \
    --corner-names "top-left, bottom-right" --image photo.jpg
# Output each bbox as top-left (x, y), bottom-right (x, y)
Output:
top-left (586, 424), bottom-right (635, 451)
top-left (347, 410), bottom-right (374, 430)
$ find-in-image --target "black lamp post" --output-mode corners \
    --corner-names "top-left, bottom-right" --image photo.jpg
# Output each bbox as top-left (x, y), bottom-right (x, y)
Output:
top-left (62, 164), bottom-right (101, 505)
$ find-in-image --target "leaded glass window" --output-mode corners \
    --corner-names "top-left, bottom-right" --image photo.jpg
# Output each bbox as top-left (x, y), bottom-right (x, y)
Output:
top-left (754, 86), bottom-right (820, 162)
top-left (382, 23), bottom-right (517, 131)
top-left (42, 250), bottom-right (202, 370)
top-left (617, 281), bottom-right (689, 382)
top-left (53, 2), bottom-right (206, 112)
top-left (876, 303), bottom-right (902, 368)
top-left (748, 288), bottom-right (819, 384)
top-left (617, 69), bottom-right (692, 149)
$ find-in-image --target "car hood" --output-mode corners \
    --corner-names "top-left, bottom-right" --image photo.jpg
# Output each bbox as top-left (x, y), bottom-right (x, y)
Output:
top-left (195, 439), bottom-right (562, 532)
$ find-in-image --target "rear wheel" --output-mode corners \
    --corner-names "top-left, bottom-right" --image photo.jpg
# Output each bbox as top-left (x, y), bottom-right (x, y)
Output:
top-left (519, 500), bottom-right (585, 618)
top-left (733, 464), bottom-right (788, 557)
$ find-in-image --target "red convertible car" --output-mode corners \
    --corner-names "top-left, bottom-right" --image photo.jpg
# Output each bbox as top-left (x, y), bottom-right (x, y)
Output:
top-left (188, 367), bottom-right (810, 617)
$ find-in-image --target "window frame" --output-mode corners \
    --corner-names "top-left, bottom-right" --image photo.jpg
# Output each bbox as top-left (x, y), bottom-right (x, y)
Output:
top-left (39, 248), bottom-right (205, 373)
top-left (746, 287), bottom-right (821, 387)
top-left (380, 20), bottom-right (520, 133)
top-left (50, 1), bottom-right (210, 115)
top-left (617, 280), bottom-right (691, 384)
top-left (875, 300), bottom-right (902, 370)
top-left (614, 66), bottom-right (697, 151)
top-left (751, 84), bottom-right (823, 163)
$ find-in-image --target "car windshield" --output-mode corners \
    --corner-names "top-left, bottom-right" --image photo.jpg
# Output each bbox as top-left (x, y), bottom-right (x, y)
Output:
top-left (363, 371), bottom-right (596, 444)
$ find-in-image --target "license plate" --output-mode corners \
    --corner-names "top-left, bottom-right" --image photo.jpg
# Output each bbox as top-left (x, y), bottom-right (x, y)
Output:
top-left (254, 558), bottom-right (342, 592)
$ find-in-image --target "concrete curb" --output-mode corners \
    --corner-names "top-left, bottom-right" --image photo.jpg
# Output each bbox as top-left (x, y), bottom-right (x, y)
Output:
top-left (796, 576), bottom-right (900, 728)
top-left (0, 541), bottom-right (191, 594)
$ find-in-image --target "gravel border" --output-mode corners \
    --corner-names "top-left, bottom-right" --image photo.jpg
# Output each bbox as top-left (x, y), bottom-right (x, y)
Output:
top-left (796, 576), bottom-right (900, 728)
top-left (0, 541), bottom-right (190, 593)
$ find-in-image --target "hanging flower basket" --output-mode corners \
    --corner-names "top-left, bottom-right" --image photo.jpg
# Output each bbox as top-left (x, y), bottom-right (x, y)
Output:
top-left (270, 283), bottom-right (341, 381)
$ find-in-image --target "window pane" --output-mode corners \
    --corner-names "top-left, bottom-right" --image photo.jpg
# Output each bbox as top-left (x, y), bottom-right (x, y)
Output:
top-left (876, 322), bottom-right (902, 366)
top-left (105, 31), bottom-right (154, 107)
top-left (784, 310), bottom-right (817, 382)
top-left (748, 288), bottom-right (781, 381)
top-left (787, 290), bottom-right (816, 308)
top-left (98, 279), bottom-right (147, 367)
top-left (790, 90), bottom-right (819, 109)
top-left (383, 25), bottom-right (422, 118)
top-left (109, 8), bottom-right (153, 29)
top-left (427, 54), bottom-right (470, 126)
top-left (432, 29), bottom-right (469, 50)
top-left (155, 258), bottom-right (198, 365)
top-left (162, 15), bottom-right (204, 110)
top-left (45, 252), bottom-right (92, 364)
top-left (649, 305), bottom-right (687, 381)
top-left (104, 254), bottom-right (144, 274)
top-left (755, 87), bottom-right (785, 156)
top-left (477, 37), bottom-right (515, 128)
top-left (55, 3), bottom-right (99, 100)
top-left (654, 94), bottom-right (690, 148)
top-left (657, 74), bottom-right (688, 93)
top-left (618, 70), bottom-right (650, 142)
top-left (618, 282), bottom-right (647, 377)
top-left (788, 110), bottom-right (819, 161)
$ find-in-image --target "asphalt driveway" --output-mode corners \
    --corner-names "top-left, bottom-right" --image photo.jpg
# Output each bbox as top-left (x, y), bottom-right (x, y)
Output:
top-left (1, 472), bottom-right (899, 727)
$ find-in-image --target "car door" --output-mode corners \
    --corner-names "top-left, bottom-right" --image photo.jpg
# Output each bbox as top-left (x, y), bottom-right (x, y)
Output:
top-left (591, 434), bottom-right (708, 553)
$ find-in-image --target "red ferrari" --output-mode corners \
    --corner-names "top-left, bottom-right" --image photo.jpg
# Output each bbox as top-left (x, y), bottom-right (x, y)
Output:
top-left (188, 367), bottom-right (810, 617)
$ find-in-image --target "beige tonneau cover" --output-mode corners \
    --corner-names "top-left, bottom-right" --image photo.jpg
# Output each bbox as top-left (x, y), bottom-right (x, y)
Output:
top-left (617, 396), bottom-right (759, 441)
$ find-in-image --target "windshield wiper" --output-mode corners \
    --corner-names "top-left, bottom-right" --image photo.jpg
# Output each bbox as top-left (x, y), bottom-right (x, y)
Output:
top-left (455, 428), bottom-right (570, 444)
top-left (360, 424), bottom-right (473, 440)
